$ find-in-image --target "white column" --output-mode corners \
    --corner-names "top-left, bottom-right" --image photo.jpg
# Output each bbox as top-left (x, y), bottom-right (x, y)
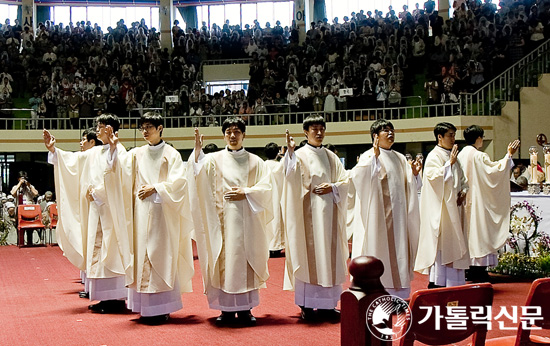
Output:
top-left (159, 0), bottom-right (173, 51)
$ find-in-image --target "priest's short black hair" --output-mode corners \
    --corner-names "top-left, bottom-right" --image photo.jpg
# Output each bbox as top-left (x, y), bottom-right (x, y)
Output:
top-left (303, 115), bottom-right (326, 131)
top-left (370, 119), bottom-right (394, 140)
top-left (96, 113), bottom-right (120, 133)
top-left (433, 122), bottom-right (456, 141)
top-left (83, 127), bottom-right (102, 146)
top-left (265, 142), bottom-right (279, 159)
top-left (222, 117), bottom-right (246, 134)
top-left (140, 112), bottom-right (163, 136)
top-left (463, 125), bottom-right (484, 145)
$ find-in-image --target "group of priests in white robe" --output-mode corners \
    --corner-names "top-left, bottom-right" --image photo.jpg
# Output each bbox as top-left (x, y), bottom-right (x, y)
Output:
top-left (44, 113), bottom-right (520, 326)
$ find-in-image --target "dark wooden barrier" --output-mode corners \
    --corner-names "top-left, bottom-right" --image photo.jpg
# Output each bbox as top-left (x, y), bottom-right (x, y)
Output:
top-left (341, 256), bottom-right (391, 346)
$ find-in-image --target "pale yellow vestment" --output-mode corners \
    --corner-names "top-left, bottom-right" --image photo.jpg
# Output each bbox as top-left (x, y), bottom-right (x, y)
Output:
top-left (265, 159), bottom-right (285, 251)
top-left (458, 145), bottom-right (512, 259)
top-left (117, 142), bottom-right (194, 294)
top-left (415, 145), bottom-right (469, 274)
top-left (282, 145), bottom-right (349, 291)
top-left (187, 149), bottom-right (272, 294)
top-left (51, 145), bottom-right (133, 285)
top-left (350, 148), bottom-right (420, 290)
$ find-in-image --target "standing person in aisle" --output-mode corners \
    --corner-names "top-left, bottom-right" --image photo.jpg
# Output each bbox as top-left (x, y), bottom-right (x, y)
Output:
top-left (78, 127), bottom-right (103, 299)
top-left (108, 112), bottom-right (194, 324)
top-left (415, 122), bottom-right (469, 288)
top-left (188, 117), bottom-right (272, 326)
top-left (264, 142), bottom-right (285, 258)
top-left (349, 119), bottom-right (422, 299)
top-left (458, 125), bottom-right (520, 282)
top-left (282, 115), bottom-right (349, 322)
top-left (43, 114), bottom-right (133, 314)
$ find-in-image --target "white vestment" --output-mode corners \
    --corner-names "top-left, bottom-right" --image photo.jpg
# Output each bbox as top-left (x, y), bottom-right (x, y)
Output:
top-left (458, 146), bottom-right (513, 264)
top-left (350, 148), bottom-right (420, 298)
top-left (415, 146), bottom-right (469, 286)
top-left (117, 141), bottom-right (194, 316)
top-left (188, 148), bottom-right (272, 311)
top-left (282, 145), bottom-right (349, 309)
top-left (49, 144), bottom-right (133, 300)
top-left (265, 159), bottom-right (285, 251)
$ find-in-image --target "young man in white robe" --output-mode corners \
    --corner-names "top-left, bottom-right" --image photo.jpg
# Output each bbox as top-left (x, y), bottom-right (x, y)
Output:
top-left (110, 112), bottom-right (195, 324)
top-left (458, 125), bottom-right (520, 282)
top-left (350, 119), bottom-right (422, 299)
top-left (282, 115), bottom-right (349, 321)
top-left (43, 114), bottom-right (133, 313)
top-left (415, 122), bottom-right (469, 288)
top-left (78, 127), bottom-right (104, 300)
top-left (188, 117), bottom-right (272, 326)
top-left (264, 142), bottom-right (285, 258)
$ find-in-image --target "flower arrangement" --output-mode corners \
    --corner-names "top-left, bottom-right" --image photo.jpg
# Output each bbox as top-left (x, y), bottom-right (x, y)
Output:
top-left (492, 201), bottom-right (550, 278)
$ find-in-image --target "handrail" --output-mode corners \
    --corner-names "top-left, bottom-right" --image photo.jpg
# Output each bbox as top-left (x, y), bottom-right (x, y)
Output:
top-left (0, 103), bottom-right (460, 130)
top-left (459, 39), bottom-right (550, 116)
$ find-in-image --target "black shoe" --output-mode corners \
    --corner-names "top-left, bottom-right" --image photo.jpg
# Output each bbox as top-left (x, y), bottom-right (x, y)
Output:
top-left (427, 282), bottom-right (445, 289)
top-left (299, 306), bottom-right (316, 321)
top-left (79, 291), bottom-right (89, 299)
top-left (317, 309), bottom-right (341, 322)
top-left (139, 314), bottom-right (169, 325)
top-left (215, 311), bottom-right (235, 326)
top-left (89, 300), bottom-right (126, 314)
top-left (269, 250), bottom-right (284, 258)
top-left (237, 310), bottom-right (257, 326)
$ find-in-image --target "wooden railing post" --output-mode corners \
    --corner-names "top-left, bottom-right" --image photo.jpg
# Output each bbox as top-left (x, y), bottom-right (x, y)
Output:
top-left (341, 256), bottom-right (390, 346)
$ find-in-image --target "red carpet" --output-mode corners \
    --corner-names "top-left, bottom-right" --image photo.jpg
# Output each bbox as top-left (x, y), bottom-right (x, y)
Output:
top-left (0, 246), bottom-right (547, 346)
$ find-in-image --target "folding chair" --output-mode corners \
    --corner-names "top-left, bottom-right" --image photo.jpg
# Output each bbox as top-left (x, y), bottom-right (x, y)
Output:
top-left (485, 278), bottom-right (550, 346)
top-left (47, 203), bottom-right (58, 245)
top-left (17, 204), bottom-right (46, 247)
top-left (399, 283), bottom-right (494, 346)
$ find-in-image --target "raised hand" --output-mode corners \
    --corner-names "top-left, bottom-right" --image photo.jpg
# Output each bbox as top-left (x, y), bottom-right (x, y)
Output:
top-left (373, 134), bottom-right (380, 158)
top-left (411, 158), bottom-right (423, 176)
top-left (450, 144), bottom-right (459, 165)
top-left (43, 129), bottom-right (56, 153)
top-left (508, 139), bottom-right (520, 156)
top-left (105, 125), bottom-right (119, 152)
top-left (286, 129), bottom-right (296, 158)
top-left (194, 127), bottom-right (204, 163)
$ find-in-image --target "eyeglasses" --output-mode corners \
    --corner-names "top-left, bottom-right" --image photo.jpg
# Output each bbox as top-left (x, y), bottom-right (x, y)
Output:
top-left (139, 124), bottom-right (156, 132)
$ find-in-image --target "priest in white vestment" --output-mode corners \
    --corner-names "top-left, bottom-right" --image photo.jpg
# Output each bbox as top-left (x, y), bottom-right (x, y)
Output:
top-left (350, 119), bottom-right (422, 299)
top-left (43, 114), bottom-right (133, 313)
top-left (188, 118), bottom-right (272, 326)
top-left (78, 127), bottom-right (104, 300)
top-left (282, 115), bottom-right (349, 321)
top-left (415, 122), bottom-right (469, 288)
top-left (458, 125), bottom-right (520, 282)
top-left (264, 142), bottom-right (285, 257)
top-left (111, 113), bottom-right (195, 324)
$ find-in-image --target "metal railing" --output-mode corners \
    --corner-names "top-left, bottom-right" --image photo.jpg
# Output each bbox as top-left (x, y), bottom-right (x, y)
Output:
top-left (0, 102), bottom-right (461, 130)
top-left (460, 39), bottom-right (550, 116)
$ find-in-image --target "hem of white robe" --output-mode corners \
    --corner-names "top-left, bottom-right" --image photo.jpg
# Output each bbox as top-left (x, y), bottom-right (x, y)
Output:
top-left (470, 253), bottom-right (498, 267)
top-left (206, 286), bottom-right (260, 312)
top-left (81, 271), bottom-right (90, 293)
top-left (385, 288), bottom-right (411, 300)
top-left (294, 279), bottom-right (342, 309)
top-left (88, 276), bottom-right (127, 301)
top-left (127, 288), bottom-right (183, 317)
top-left (428, 252), bottom-right (466, 287)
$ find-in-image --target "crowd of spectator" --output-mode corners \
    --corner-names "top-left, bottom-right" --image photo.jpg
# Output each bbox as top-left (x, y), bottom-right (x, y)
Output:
top-left (0, 0), bottom-right (548, 128)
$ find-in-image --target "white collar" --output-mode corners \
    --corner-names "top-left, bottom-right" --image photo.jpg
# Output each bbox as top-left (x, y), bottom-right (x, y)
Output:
top-left (147, 140), bottom-right (165, 151)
